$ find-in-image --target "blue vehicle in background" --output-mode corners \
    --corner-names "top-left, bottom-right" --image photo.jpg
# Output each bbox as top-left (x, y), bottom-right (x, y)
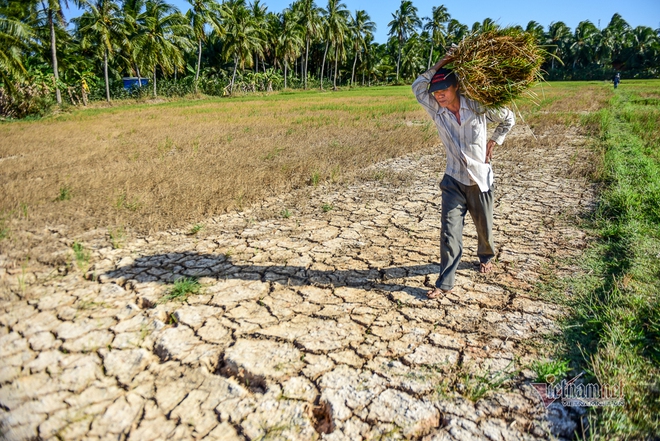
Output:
top-left (122, 77), bottom-right (149, 89)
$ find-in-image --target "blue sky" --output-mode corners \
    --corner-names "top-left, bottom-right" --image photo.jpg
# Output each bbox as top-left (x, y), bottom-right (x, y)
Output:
top-left (65, 0), bottom-right (660, 44)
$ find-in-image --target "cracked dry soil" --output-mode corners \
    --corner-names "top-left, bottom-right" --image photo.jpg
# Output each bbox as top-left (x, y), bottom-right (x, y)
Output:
top-left (0, 124), bottom-right (596, 441)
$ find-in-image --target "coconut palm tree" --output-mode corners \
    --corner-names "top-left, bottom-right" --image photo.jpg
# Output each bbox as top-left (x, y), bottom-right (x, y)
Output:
top-left (546, 21), bottom-right (572, 69)
top-left (602, 13), bottom-right (632, 68)
top-left (318, 9), bottom-right (329, 88)
top-left (570, 20), bottom-right (600, 69)
top-left (423, 5), bottom-right (449, 69)
top-left (134, 0), bottom-right (192, 97)
top-left (366, 41), bottom-right (393, 84)
top-left (41, 0), bottom-right (83, 105)
top-left (399, 32), bottom-right (424, 78)
top-left (471, 17), bottom-right (498, 34)
top-left (117, 0), bottom-right (149, 86)
top-left (277, 7), bottom-right (302, 88)
top-left (525, 20), bottom-right (545, 46)
top-left (0, 15), bottom-right (33, 87)
top-left (348, 9), bottom-right (374, 86)
top-left (358, 32), bottom-right (375, 85)
top-left (75, 0), bottom-right (124, 102)
top-left (222, 0), bottom-right (263, 94)
top-left (263, 11), bottom-right (280, 69)
top-left (329, 0), bottom-right (349, 90)
top-left (387, 0), bottom-right (420, 81)
top-left (186, 0), bottom-right (222, 92)
top-left (319, 0), bottom-right (348, 90)
top-left (291, 0), bottom-right (322, 89)
top-left (248, 0), bottom-right (267, 73)
top-left (446, 18), bottom-right (467, 46)
top-left (626, 26), bottom-right (660, 69)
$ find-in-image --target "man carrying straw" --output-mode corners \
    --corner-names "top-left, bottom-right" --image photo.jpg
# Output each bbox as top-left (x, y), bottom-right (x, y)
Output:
top-left (413, 54), bottom-right (515, 299)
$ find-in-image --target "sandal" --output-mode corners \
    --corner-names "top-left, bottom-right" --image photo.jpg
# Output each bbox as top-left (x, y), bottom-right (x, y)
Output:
top-left (427, 288), bottom-right (451, 299)
top-left (479, 261), bottom-right (493, 274)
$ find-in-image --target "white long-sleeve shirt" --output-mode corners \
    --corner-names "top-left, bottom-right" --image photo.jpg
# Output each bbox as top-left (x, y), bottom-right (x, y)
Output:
top-left (412, 67), bottom-right (515, 192)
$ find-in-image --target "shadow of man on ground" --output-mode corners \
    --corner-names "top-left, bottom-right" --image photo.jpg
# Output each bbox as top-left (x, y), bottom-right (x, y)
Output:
top-left (99, 251), bottom-right (475, 301)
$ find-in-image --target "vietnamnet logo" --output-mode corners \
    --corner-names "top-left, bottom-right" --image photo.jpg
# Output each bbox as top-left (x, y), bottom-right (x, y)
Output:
top-left (532, 372), bottom-right (625, 408)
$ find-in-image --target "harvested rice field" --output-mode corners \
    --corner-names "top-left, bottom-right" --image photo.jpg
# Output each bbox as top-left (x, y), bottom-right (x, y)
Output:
top-left (4, 81), bottom-right (652, 441)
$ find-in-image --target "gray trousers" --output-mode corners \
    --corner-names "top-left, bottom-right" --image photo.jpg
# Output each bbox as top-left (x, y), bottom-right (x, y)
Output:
top-left (435, 174), bottom-right (496, 290)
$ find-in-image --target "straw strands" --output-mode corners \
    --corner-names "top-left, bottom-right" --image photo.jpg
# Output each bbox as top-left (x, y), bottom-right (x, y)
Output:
top-left (449, 29), bottom-right (548, 108)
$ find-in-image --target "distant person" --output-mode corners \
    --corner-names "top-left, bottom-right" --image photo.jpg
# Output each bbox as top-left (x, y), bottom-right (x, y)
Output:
top-left (412, 55), bottom-right (515, 299)
top-left (613, 72), bottom-right (621, 89)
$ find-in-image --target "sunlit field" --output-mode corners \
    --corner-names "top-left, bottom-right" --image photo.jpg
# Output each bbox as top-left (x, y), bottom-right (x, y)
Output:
top-left (2, 77), bottom-right (660, 438)
top-left (0, 81), bottom-right (613, 246)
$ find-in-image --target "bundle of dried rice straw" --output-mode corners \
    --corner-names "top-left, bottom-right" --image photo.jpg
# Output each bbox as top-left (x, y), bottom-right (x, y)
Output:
top-left (448, 29), bottom-right (547, 108)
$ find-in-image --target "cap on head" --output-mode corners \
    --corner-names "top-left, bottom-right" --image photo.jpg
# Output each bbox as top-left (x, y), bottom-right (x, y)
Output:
top-left (429, 68), bottom-right (457, 93)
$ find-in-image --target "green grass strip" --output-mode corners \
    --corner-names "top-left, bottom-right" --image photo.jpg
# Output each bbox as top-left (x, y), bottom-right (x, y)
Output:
top-left (564, 87), bottom-right (660, 439)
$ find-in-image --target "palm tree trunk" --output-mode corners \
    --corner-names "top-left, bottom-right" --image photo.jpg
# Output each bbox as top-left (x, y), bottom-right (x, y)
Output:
top-left (351, 51), bottom-right (358, 87)
top-left (320, 41), bottom-right (329, 90)
top-left (551, 50), bottom-right (556, 70)
top-left (427, 42), bottom-right (433, 69)
top-left (284, 62), bottom-right (288, 89)
top-left (333, 47), bottom-right (338, 91)
top-left (195, 38), bottom-right (202, 93)
top-left (396, 37), bottom-right (402, 80)
top-left (304, 36), bottom-right (310, 89)
top-left (230, 55), bottom-right (238, 95)
top-left (136, 65), bottom-right (142, 88)
top-left (48, 7), bottom-right (62, 106)
top-left (153, 67), bottom-right (157, 97)
top-left (104, 49), bottom-right (111, 103)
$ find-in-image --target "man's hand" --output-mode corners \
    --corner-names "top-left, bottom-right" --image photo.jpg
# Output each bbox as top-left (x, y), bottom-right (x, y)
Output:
top-left (486, 140), bottom-right (496, 163)
top-left (432, 47), bottom-right (457, 71)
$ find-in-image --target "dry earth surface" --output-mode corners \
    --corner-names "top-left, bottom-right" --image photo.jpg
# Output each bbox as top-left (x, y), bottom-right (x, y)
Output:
top-left (0, 123), bottom-right (596, 440)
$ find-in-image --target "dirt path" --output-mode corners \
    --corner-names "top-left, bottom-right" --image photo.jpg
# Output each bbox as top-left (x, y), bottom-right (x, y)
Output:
top-left (0, 124), bottom-right (595, 441)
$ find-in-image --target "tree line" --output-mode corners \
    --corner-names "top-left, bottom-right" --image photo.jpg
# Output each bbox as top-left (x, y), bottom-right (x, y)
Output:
top-left (1, 0), bottom-right (659, 117)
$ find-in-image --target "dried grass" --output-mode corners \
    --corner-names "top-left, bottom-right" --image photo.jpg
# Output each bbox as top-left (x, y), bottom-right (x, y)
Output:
top-left (0, 89), bottom-right (434, 255)
top-left (513, 81), bottom-right (612, 133)
top-left (449, 29), bottom-right (547, 108)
